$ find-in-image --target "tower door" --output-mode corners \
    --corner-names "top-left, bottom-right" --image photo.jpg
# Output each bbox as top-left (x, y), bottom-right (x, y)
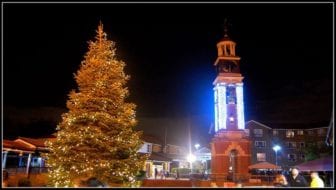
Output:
top-left (228, 149), bottom-right (238, 181)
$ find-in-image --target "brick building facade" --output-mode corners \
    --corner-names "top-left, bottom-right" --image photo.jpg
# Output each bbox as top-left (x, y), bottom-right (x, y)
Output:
top-left (246, 120), bottom-right (330, 170)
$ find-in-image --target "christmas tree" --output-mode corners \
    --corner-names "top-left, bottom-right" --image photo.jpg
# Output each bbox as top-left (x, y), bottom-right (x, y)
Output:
top-left (44, 22), bottom-right (147, 187)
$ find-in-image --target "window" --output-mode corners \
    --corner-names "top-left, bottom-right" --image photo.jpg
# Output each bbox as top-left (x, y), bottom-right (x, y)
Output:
top-left (254, 129), bottom-right (263, 137)
top-left (244, 129), bottom-right (250, 136)
top-left (300, 154), bottom-right (305, 160)
top-left (286, 142), bottom-right (296, 149)
top-left (273, 130), bottom-right (278, 136)
top-left (288, 154), bottom-right (297, 162)
top-left (257, 153), bottom-right (266, 161)
top-left (147, 144), bottom-right (152, 153)
top-left (255, 141), bottom-right (266, 148)
top-left (307, 130), bottom-right (314, 136)
top-left (286, 130), bottom-right (295, 138)
top-left (299, 142), bottom-right (305, 149)
top-left (297, 130), bottom-right (304, 135)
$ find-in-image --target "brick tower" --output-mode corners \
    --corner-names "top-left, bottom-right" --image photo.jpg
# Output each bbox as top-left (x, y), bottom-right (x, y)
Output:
top-left (210, 21), bottom-right (251, 182)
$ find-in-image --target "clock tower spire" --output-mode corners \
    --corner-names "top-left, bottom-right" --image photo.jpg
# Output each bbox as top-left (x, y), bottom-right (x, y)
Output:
top-left (213, 19), bottom-right (244, 132)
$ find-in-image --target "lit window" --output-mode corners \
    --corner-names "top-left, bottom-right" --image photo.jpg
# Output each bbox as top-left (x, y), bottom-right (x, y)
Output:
top-left (297, 130), bottom-right (304, 135)
top-left (286, 130), bottom-right (295, 138)
top-left (273, 130), bottom-right (278, 136)
top-left (254, 129), bottom-right (263, 137)
top-left (257, 153), bottom-right (266, 161)
top-left (255, 141), bottom-right (266, 148)
top-left (288, 154), bottom-right (297, 162)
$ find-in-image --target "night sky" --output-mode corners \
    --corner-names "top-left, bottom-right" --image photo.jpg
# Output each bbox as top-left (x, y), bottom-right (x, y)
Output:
top-left (3, 3), bottom-right (333, 143)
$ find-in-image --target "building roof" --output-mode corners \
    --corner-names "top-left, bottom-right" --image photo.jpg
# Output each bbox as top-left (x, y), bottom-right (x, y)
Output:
top-left (141, 134), bottom-right (163, 145)
top-left (17, 137), bottom-right (53, 148)
top-left (248, 162), bottom-right (281, 170)
top-left (295, 156), bottom-right (333, 172)
top-left (246, 120), bottom-right (329, 130)
top-left (194, 147), bottom-right (211, 154)
top-left (3, 136), bottom-right (57, 153)
top-left (3, 139), bottom-right (35, 152)
top-left (246, 120), bottom-right (272, 129)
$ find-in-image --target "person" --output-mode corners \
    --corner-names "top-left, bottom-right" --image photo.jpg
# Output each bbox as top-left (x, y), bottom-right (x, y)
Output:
top-left (154, 168), bottom-right (158, 179)
top-left (273, 174), bottom-right (289, 187)
top-left (310, 171), bottom-right (324, 188)
top-left (160, 170), bottom-right (164, 179)
top-left (176, 168), bottom-right (180, 179)
top-left (165, 170), bottom-right (170, 179)
top-left (86, 177), bottom-right (105, 187)
top-left (287, 167), bottom-right (309, 187)
top-left (210, 182), bottom-right (218, 187)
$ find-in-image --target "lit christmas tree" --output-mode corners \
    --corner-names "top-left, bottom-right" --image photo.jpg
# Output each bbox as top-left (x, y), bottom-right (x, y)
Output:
top-left (44, 22), bottom-right (147, 187)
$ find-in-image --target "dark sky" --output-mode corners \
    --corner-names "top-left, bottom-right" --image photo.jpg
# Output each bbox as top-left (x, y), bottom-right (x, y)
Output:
top-left (3, 3), bottom-right (333, 140)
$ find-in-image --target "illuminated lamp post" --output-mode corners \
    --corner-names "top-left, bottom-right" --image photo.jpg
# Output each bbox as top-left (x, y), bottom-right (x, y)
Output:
top-left (187, 154), bottom-right (196, 173)
top-left (272, 145), bottom-right (281, 166)
top-left (194, 144), bottom-right (200, 150)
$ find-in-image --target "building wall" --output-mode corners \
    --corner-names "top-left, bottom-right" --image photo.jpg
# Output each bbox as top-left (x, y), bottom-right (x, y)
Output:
top-left (246, 121), bottom-right (274, 165)
top-left (152, 144), bottom-right (162, 153)
top-left (166, 144), bottom-right (186, 155)
top-left (211, 131), bottom-right (251, 179)
top-left (246, 120), bottom-right (329, 169)
top-left (138, 142), bottom-right (152, 153)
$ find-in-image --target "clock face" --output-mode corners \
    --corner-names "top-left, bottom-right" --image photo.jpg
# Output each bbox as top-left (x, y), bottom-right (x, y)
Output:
top-left (223, 66), bottom-right (229, 72)
top-left (218, 61), bottom-right (238, 73)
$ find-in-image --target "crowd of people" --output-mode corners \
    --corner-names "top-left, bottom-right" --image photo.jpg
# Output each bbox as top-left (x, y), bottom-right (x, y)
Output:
top-left (154, 168), bottom-right (170, 179)
top-left (273, 167), bottom-right (325, 188)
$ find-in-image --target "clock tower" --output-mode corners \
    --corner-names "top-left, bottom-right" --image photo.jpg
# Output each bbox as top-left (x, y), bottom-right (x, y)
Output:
top-left (210, 21), bottom-right (251, 182)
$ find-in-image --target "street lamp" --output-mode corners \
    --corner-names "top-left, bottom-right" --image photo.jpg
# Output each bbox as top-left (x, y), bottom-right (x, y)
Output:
top-left (187, 154), bottom-right (196, 163)
top-left (194, 144), bottom-right (200, 150)
top-left (187, 154), bottom-right (196, 173)
top-left (273, 145), bottom-right (281, 166)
